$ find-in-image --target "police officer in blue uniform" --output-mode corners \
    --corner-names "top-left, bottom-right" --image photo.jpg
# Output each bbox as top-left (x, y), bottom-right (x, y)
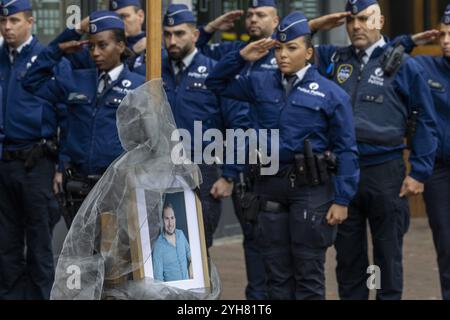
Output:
top-left (162, 5), bottom-right (250, 250)
top-left (0, 17), bottom-right (2, 154)
top-left (0, 83), bottom-right (3, 162)
top-left (0, 5), bottom-right (4, 164)
top-left (0, 0), bottom-right (66, 300)
top-left (311, 0), bottom-right (438, 300)
top-left (206, 12), bottom-right (360, 300)
top-left (109, 0), bottom-right (147, 72)
top-left (196, 0), bottom-right (281, 300)
top-left (396, 6), bottom-right (450, 301)
top-left (197, 0), bottom-right (279, 74)
top-left (23, 11), bottom-right (145, 225)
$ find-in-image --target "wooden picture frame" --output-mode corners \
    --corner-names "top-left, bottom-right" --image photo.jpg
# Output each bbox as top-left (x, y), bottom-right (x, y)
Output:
top-left (134, 186), bottom-right (210, 292)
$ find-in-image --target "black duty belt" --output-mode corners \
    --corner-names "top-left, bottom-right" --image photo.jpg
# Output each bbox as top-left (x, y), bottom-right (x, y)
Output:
top-left (2, 145), bottom-right (43, 162)
top-left (3, 149), bottom-right (29, 161)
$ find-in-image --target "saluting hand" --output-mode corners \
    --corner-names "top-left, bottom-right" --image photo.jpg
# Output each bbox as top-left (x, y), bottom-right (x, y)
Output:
top-left (399, 176), bottom-right (424, 198)
top-left (133, 37), bottom-right (147, 54)
top-left (204, 10), bottom-right (244, 33)
top-left (411, 29), bottom-right (441, 46)
top-left (240, 38), bottom-right (276, 62)
top-left (75, 17), bottom-right (90, 34)
top-left (58, 40), bottom-right (89, 54)
top-left (309, 12), bottom-right (351, 33)
top-left (326, 204), bottom-right (348, 226)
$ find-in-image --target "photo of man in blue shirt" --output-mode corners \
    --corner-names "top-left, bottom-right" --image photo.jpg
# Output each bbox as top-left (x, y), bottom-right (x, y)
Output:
top-left (152, 202), bottom-right (192, 282)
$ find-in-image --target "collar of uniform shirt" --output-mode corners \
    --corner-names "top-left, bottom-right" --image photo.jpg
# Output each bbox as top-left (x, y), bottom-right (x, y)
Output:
top-left (9, 35), bottom-right (33, 62)
top-left (172, 48), bottom-right (198, 74)
top-left (100, 63), bottom-right (124, 83)
top-left (356, 36), bottom-right (386, 64)
top-left (12, 35), bottom-right (33, 54)
top-left (282, 63), bottom-right (312, 87)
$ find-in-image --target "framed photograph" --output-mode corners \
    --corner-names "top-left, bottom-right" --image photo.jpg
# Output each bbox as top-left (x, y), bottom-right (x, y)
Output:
top-left (134, 185), bottom-right (210, 292)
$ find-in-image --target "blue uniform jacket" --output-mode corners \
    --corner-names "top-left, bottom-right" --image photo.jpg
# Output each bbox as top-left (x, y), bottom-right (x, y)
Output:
top-left (205, 50), bottom-right (360, 206)
top-left (196, 27), bottom-right (278, 75)
top-left (162, 51), bottom-right (251, 179)
top-left (196, 27), bottom-right (277, 133)
top-left (23, 37), bottom-right (145, 176)
top-left (126, 31), bottom-right (146, 72)
top-left (0, 36), bottom-right (67, 152)
top-left (0, 85), bottom-right (3, 159)
top-left (414, 55), bottom-right (450, 165)
top-left (315, 41), bottom-right (437, 183)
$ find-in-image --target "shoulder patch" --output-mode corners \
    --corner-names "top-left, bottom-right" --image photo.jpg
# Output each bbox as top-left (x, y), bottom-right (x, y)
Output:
top-left (336, 64), bottom-right (353, 84)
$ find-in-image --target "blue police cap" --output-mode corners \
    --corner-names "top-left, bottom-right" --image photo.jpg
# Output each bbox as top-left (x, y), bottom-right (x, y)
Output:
top-left (345, 0), bottom-right (378, 15)
top-left (0, 0), bottom-right (32, 17)
top-left (163, 4), bottom-right (196, 27)
top-left (248, 0), bottom-right (277, 9)
top-left (442, 4), bottom-right (450, 25)
top-left (276, 11), bottom-right (310, 43)
top-left (109, 0), bottom-right (141, 11)
top-left (89, 11), bottom-right (125, 35)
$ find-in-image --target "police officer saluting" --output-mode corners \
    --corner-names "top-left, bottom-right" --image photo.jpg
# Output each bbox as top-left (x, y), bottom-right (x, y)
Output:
top-left (198, 0), bottom-right (279, 73)
top-left (162, 5), bottom-right (250, 250)
top-left (0, 0), bottom-right (65, 300)
top-left (197, 0), bottom-right (281, 300)
top-left (109, 0), bottom-right (147, 73)
top-left (310, 0), bottom-right (438, 300)
top-left (400, 5), bottom-right (450, 301)
top-left (23, 11), bottom-right (145, 226)
top-left (206, 12), bottom-right (360, 300)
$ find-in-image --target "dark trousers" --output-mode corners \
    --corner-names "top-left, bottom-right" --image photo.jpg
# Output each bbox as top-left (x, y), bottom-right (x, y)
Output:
top-left (335, 158), bottom-right (409, 300)
top-left (0, 157), bottom-right (57, 300)
top-left (198, 164), bottom-right (221, 249)
top-left (423, 161), bottom-right (450, 300)
top-left (255, 175), bottom-right (336, 300)
top-left (232, 191), bottom-right (268, 300)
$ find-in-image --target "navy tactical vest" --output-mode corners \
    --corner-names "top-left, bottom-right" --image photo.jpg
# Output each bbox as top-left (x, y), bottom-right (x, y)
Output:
top-left (330, 45), bottom-right (409, 147)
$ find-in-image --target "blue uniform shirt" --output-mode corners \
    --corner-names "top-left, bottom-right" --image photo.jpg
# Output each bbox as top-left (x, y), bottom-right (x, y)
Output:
top-left (414, 55), bottom-right (450, 165)
top-left (0, 36), bottom-right (66, 151)
top-left (152, 229), bottom-right (191, 282)
top-left (162, 50), bottom-right (251, 179)
top-left (23, 30), bottom-right (145, 175)
top-left (206, 50), bottom-right (360, 206)
top-left (315, 40), bottom-right (437, 183)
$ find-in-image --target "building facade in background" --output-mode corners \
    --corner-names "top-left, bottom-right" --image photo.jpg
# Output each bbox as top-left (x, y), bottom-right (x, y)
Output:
top-left (20, 0), bottom-right (450, 47)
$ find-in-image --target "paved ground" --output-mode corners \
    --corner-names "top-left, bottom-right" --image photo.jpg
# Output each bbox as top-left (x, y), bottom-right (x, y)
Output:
top-left (210, 218), bottom-right (442, 300)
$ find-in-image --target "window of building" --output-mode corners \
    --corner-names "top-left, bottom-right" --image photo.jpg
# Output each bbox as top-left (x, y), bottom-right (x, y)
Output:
top-left (380, 0), bottom-right (449, 37)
